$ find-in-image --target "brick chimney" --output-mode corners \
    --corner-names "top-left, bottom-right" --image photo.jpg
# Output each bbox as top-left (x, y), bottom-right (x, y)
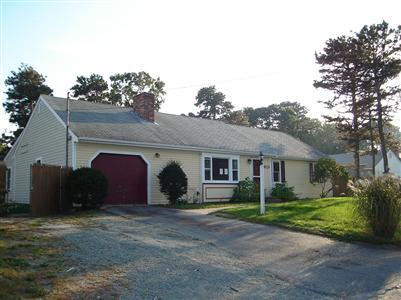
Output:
top-left (133, 92), bottom-right (155, 122)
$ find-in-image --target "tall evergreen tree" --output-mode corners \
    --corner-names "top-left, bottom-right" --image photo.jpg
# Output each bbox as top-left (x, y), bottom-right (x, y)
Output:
top-left (314, 35), bottom-right (368, 178)
top-left (222, 110), bottom-right (250, 126)
top-left (2, 63), bottom-right (53, 151)
top-left (357, 21), bottom-right (401, 173)
top-left (70, 73), bottom-right (109, 103)
top-left (195, 86), bottom-right (233, 119)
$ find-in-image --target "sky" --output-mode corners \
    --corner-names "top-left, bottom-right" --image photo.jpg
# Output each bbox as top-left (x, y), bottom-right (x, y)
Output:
top-left (1, 0), bottom-right (401, 135)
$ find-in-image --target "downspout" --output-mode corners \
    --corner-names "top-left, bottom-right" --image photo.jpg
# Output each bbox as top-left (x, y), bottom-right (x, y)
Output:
top-left (66, 92), bottom-right (70, 167)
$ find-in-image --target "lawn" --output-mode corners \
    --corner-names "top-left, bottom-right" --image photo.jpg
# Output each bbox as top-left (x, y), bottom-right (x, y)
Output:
top-left (0, 212), bottom-right (96, 298)
top-left (167, 201), bottom-right (253, 210)
top-left (0, 218), bottom-right (64, 298)
top-left (218, 197), bottom-right (401, 246)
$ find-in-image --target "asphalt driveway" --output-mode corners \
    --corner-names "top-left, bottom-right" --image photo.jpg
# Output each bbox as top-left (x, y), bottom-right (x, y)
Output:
top-left (54, 206), bottom-right (401, 299)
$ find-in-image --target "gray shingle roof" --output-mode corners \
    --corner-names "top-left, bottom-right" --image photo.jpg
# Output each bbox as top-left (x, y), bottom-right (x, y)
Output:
top-left (42, 95), bottom-right (323, 160)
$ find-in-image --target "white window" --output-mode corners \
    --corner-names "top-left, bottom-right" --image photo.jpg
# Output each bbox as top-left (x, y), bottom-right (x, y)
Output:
top-left (272, 160), bottom-right (286, 183)
top-left (309, 162), bottom-right (317, 183)
top-left (232, 159), bottom-right (238, 181)
top-left (202, 154), bottom-right (240, 183)
top-left (251, 159), bottom-right (261, 183)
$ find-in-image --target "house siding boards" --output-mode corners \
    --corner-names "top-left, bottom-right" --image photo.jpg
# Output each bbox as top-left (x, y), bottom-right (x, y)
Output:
top-left (5, 95), bottom-right (326, 204)
top-left (76, 142), bottom-right (322, 204)
top-left (284, 160), bottom-right (322, 199)
top-left (376, 151), bottom-right (401, 177)
top-left (4, 100), bottom-right (73, 203)
top-left (76, 142), bottom-right (202, 205)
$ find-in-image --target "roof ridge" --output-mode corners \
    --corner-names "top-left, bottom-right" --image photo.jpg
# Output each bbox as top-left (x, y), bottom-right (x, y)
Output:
top-left (42, 94), bottom-right (131, 110)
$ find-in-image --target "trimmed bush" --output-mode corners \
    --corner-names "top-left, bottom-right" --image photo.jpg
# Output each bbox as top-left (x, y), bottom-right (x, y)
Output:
top-left (67, 167), bottom-right (108, 208)
top-left (271, 183), bottom-right (297, 201)
top-left (232, 177), bottom-right (259, 202)
top-left (158, 161), bottom-right (188, 205)
top-left (353, 176), bottom-right (401, 238)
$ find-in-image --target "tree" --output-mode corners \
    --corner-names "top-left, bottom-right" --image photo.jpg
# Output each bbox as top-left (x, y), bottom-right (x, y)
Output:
top-left (357, 21), bottom-right (401, 174)
top-left (243, 102), bottom-right (323, 148)
top-left (195, 86), bottom-right (233, 119)
top-left (109, 72), bottom-right (166, 110)
top-left (304, 123), bottom-right (347, 154)
top-left (0, 133), bottom-right (14, 157)
top-left (313, 158), bottom-right (348, 198)
top-left (0, 140), bottom-right (7, 158)
top-left (314, 35), bottom-right (368, 179)
top-left (70, 74), bottom-right (109, 103)
top-left (3, 63), bottom-right (53, 146)
top-left (158, 161), bottom-right (188, 205)
top-left (222, 110), bottom-right (250, 126)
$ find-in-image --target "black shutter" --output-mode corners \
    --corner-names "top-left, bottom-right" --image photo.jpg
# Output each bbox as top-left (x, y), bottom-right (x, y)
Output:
top-left (280, 161), bottom-right (286, 182)
top-left (309, 163), bottom-right (313, 183)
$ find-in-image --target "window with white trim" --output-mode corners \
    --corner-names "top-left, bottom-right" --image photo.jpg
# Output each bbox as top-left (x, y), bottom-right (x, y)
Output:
top-left (252, 159), bottom-right (260, 183)
top-left (203, 155), bottom-right (240, 183)
top-left (309, 162), bottom-right (317, 183)
top-left (272, 161), bottom-right (281, 183)
top-left (232, 159), bottom-right (238, 181)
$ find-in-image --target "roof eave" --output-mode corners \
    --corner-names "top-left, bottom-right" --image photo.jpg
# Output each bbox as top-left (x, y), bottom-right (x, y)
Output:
top-left (78, 137), bottom-right (320, 162)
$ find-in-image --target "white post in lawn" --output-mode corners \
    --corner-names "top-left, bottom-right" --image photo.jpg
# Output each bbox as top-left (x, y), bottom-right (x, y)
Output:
top-left (259, 152), bottom-right (265, 215)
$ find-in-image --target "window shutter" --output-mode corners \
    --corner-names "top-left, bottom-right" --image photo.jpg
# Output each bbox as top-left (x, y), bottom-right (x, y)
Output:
top-left (309, 163), bottom-right (313, 183)
top-left (280, 161), bottom-right (286, 182)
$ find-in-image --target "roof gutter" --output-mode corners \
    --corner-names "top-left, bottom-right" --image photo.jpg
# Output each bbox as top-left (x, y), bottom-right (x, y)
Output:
top-left (78, 137), bottom-right (319, 162)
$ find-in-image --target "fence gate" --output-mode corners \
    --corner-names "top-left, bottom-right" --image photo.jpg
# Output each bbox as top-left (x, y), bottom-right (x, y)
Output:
top-left (30, 164), bottom-right (72, 217)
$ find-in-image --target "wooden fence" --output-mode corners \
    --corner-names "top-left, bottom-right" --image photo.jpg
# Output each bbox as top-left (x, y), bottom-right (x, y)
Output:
top-left (30, 164), bottom-right (72, 217)
top-left (332, 176), bottom-right (349, 197)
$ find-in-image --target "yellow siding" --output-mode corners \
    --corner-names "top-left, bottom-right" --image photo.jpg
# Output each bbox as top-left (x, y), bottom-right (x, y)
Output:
top-left (76, 142), bottom-right (202, 205)
top-left (5, 100), bottom-right (73, 203)
top-left (283, 160), bottom-right (325, 198)
top-left (76, 144), bottom-right (324, 204)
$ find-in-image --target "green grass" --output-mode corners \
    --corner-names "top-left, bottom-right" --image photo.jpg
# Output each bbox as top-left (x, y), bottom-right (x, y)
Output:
top-left (219, 197), bottom-right (401, 246)
top-left (0, 218), bottom-right (64, 298)
top-left (166, 201), bottom-right (256, 210)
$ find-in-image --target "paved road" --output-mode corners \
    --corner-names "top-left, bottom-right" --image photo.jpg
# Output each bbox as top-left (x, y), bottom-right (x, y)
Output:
top-left (58, 206), bottom-right (401, 299)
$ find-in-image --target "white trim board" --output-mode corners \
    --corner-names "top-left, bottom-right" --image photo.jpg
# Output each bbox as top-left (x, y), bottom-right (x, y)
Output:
top-left (87, 150), bottom-right (152, 205)
top-left (201, 152), bottom-right (240, 184)
top-left (79, 137), bottom-right (320, 163)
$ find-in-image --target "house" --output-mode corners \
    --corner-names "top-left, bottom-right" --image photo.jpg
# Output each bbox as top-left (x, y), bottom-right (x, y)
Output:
top-left (330, 150), bottom-right (401, 178)
top-left (4, 93), bottom-right (325, 205)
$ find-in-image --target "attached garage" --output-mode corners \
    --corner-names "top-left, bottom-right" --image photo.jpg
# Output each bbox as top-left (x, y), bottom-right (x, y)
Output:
top-left (91, 152), bottom-right (149, 205)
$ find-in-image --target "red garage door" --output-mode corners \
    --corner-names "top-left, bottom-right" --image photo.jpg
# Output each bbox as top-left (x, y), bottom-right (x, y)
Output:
top-left (91, 153), bottom-right (147, 205)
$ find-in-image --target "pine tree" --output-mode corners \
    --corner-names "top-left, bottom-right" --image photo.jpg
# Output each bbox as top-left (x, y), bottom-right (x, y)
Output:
top-left (314, 36), bottom-right (368, 178)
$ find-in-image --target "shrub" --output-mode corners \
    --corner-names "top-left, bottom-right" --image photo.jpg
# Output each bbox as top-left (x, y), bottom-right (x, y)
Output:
top-left (232, 177), bottom-right (259, 202)
top-left (313, 158), bottom-right (349, 198)
top-left (67, 167), bottom-right (108, 208)
top-left (271, 183), bottom-right (297, 201)
top-left (352, 176), bottom-right (401, 238)
top-left (158, 161), bottom-right (188, 205)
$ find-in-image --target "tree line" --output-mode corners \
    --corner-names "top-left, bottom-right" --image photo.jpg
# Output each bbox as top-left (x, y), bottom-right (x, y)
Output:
top-left (1, 21), bottom-right (400, 174)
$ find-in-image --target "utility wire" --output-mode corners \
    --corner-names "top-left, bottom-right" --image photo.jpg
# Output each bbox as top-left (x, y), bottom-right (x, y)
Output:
top-left (166, 69), bottom-right (297, 91)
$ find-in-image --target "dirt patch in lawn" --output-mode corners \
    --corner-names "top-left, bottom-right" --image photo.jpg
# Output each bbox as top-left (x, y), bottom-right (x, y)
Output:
top-left (0, 217), bottom-right (66, 298)
top-left (0, 211), bottom-right (106, 299)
